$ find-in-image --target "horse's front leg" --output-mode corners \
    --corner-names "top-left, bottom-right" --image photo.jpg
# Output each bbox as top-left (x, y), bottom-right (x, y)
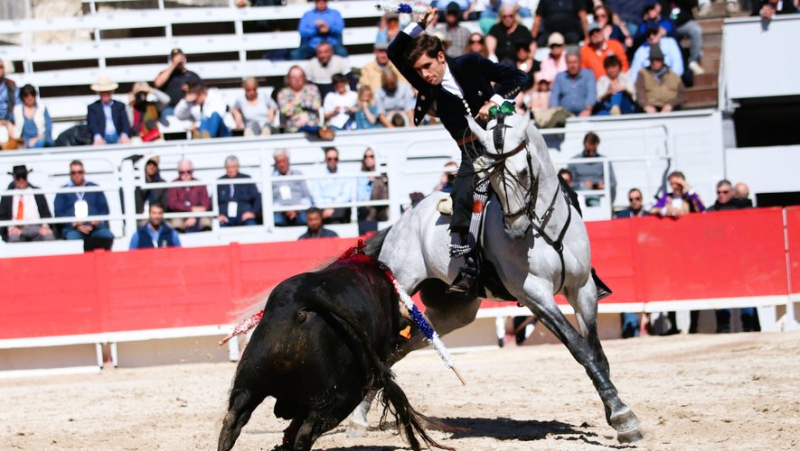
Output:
top-left (520, 275), bottom-right (643, 443)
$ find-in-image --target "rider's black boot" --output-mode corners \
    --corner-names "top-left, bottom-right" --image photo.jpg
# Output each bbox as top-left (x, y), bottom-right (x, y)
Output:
top-left (447, 231), bottom-right (480, 296)
top-left (592, 268), bottom-right (613, 301)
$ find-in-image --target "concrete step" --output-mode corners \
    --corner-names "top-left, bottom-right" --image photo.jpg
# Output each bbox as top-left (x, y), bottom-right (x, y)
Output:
top-left (698, 17), bottom-right (725, 34)
top-left (694, 73), bottom-right (719, 89)
top-left (685, 86), bottom-right (718, 109)
top-left (702, 57), bottom-right (720, 72)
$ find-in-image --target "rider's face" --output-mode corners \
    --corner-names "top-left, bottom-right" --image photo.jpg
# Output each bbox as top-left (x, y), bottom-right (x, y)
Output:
top-left (413, 51), bottom-right (446, 86)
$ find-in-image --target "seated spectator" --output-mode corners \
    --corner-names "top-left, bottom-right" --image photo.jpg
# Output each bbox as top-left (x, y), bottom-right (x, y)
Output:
top-left (12, 84), bottom-right (53, 149)
top-left (465, 32), bottom-right (490, 58)
top-left (0, 59), bottom-right (18, 150)
top-left (566, 132), bottom-right (616, 206)
top-left (218, 156), bottom-right (261, 227)
top-left (607, 0), bottom-right (645, 42)
top-left (630, 26), bottom-right (684, 83)
top-left (634, 0), bottom-right (677, 49)
top-left (88, 76), bottom-right (131, 145)
top-left (635, 45), bottom-right (686, 113)
top-left (272, 149), bottom-right (312, 227)
top-left (359, 42), bottom-right (407, 94)
top-left (0, 165), bottom-right (54, 242)
top-left (375, 13), bottom-right (402, 44)
top-left (129, 203), bottom-right (181, 249)
top-left (650, 170), bottom-right (705, 217)
top-left (298, 207), bottom-right (339, 239)
top-left (614, 188), bottom-right (649, 218)
top-left (354, 86), bottom-right (379, 130)
top-left (376, 70), bottom-right (415, 128)
top-left (323, 74), bottom-right (358, 131)
top-left (356, 148), bottom-right (388, 222)
top-left (305, 41), bottom-right (349, 100)
top-left (734, 182), bottom-right (754, 207)
top-left (594, 55), bottom-right (637, 115)
top-left (669, 0), bottom-right (705, 76)
top-left (581, 22), bottom-right (629, 80)
top-left (436, 0), bottom-right (478, 19)
top-left (434, 161), bottom-right (459, 193)
top-left (54, 160), bottom-right (114, 241)
top-left (532, 0), bottom-right (589, 47)
top-left (166, 159), bottom-right (212, 233)
top-left (153, 48), bottom-right (201, 116)
top-left (311, 147), bottom-right (354, 224)
top-left (753, 0), bottom-right (797, 17)
top-left (528, 74), bottom-right (551, 112)
top-left (292, 0), bottom-right (346, 61)
top-left (707, 180), bottom-right (752, 211)
top-left (550, 51), bottom-right (596, 117)
top-left (510, 38), bottom-right (539, 91)
top-left (126, 82), bottom-right (169, 143)
top-left (175, 81), bottom-right (232, 139)
top-left (593, 4), bottom-right (632, 48)
top-left (480, 0), bottom-right (534, 32)
top-left (134, 157), bottom-right (167, 216)
top-left (539, 33), bottom-right (567, 83)
top-left (277, 66), bottom-right (323, 134)
top-left (433, 3), bottom-right (473, 59)
top-left (486, 6), bottom-right (533, 63)
top-left (231, 77), bottom-right (278, 137)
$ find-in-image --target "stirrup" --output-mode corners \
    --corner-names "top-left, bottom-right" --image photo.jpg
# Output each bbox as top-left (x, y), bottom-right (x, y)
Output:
top-left (592, 268), bottom-right (613, 301)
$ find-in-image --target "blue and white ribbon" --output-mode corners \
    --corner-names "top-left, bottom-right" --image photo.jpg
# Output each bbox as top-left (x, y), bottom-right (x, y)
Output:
top-left (375, 2), bottom-right (431, 14)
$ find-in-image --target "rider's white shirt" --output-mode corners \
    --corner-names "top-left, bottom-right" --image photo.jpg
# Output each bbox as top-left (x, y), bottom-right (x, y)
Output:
top-left (441, 64), bottom-right (465, 99)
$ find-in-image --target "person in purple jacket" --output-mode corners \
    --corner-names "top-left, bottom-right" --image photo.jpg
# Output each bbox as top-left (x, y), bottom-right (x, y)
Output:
top-left (650, 170), bottom-right (705, 218)
top-left (291, 0), bottom-right (347, 60)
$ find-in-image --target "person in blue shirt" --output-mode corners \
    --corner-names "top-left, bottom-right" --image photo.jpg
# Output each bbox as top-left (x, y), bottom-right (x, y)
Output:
top-left (54, 160), bottom-right (115, 241)
top-left (130, 203), bottom-right (181, 249)
top-left (291, 0), bottom-right (347, 61)
top-left (310, 147), bottom-right (354, 224)
top-left (549, 51), bottom-right (596, 116)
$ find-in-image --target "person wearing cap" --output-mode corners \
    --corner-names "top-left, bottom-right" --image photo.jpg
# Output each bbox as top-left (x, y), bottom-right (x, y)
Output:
top-left (629, 26), bottom-right (684, 83)
top-left (12, 84), bottom-right (53, 149)
top-left (305, 41), bottom-right (350, 100)
top-left (0, 165), bottom-right (54, 242)
top-left (486, 6), bottom-right (533, 63)
top-left (359, 41), bottom-right (407, 94)
top-left (432, 2), bottom-right (472, 58)
top-left (126, 82), bottom-right (169, 142)
top-left (635, 45), bottom-right (686, 113)
top-left (550, 50), bottom-right (596, 117)
top-left (580, 22), bottom-right (629, 80)
top-left (387, 8), bottom-right (526, 294)
top-left (87, 75), bottom-right (131, 146)
top-left (538, 32), bottom-right (567, 84)
top-left (532, 0), bottom-right (589, 47)
top-left (153, 48), bottom-right (201, 114)
top-left (292, 0), bottom-right (347, 61)
top-left (0, 58), bottom-right (18, 150)
top-left (174, 81), bottom-right (232, 139)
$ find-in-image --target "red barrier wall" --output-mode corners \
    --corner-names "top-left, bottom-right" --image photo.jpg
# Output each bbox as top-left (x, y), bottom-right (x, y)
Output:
top-left (0, 208), bottom-right (793, 340)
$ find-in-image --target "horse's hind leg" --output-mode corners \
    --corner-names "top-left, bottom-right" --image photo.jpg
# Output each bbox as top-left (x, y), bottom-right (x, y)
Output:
top-left (565, 280), bottom-right (609, 375)
top-left (522, 276), bottom-right (642, 443)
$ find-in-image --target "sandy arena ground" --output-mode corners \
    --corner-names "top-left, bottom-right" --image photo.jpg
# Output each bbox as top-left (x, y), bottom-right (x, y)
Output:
top-left (2, 331), bottom-right (798, 451)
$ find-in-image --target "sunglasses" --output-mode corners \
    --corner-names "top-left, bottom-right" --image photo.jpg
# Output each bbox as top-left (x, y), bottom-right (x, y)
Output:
top-left (550, 43), bottom-right (564, 48)
top-left (70, 170), bottom-right (85, 175)
top-left (364, 155), bottom-right (375, 159)
top-left (629, 196), bottom-right (641, 201)
top-left (326, 157), bottom-right (339, 162)
top-left (470, 39), bottom-right (483, 44)
top-left (179, 170), bottom-right (194, 175)
top-left (717, 189), bottom-right (730, 194)
top-left (501, 14), bottom-right (515, 18)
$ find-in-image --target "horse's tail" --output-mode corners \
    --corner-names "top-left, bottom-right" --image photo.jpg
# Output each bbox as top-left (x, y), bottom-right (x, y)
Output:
top-left (364, 226), bottom-right (392, 259)
top-left (309, 283), bottom-right (451, 451)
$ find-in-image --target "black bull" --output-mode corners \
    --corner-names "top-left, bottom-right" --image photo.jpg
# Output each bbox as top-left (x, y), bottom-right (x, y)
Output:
top-left (218, 252), bottom-right (449, 451)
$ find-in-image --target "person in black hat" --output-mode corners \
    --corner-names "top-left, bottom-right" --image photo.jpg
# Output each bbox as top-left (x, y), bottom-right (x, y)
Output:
top-left (0, 165), bottom-right (54, 242)
top-left (154, 48), bottom-right (201, 115)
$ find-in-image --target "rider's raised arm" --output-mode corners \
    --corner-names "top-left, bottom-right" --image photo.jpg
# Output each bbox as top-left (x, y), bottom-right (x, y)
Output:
top-left (387, 23), bottom-right (429, 93)
top-left (470, 53), bottom-right (528, 104)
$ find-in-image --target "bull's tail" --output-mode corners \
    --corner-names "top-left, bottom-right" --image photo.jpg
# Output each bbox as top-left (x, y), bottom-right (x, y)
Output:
top-left (309, 284), bottom-right (452, 451)
top-left (364, 226), bottom-right (392, 259)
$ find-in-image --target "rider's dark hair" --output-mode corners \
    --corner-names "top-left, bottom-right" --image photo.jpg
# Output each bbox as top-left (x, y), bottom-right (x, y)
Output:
top-left (405, 34), bottom-right (444, 68)
top-left (584, 132), bottom-right (600, 145)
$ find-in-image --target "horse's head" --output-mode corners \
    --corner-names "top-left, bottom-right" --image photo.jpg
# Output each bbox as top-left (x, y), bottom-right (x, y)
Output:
top-left (466, 111), bottom-right (536, 239)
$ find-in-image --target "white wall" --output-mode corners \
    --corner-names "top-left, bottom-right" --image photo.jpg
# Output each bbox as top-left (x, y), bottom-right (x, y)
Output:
top-left (725, 145), bottom-right (800, 196)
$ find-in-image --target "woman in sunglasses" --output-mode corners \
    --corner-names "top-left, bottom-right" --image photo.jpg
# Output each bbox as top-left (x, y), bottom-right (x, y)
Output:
top-left (463, 32), bottom-right (490, 59)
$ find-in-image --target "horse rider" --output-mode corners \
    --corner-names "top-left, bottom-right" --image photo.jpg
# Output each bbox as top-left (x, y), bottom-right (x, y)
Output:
top-left (388, 7), bottom-right (527, 295)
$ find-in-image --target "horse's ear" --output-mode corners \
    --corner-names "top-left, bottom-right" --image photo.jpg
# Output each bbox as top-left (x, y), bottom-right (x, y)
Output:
top-left (465, 114), bottom-right (489, 148)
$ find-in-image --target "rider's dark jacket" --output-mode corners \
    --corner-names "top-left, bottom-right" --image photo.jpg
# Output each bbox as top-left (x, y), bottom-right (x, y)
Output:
top-left (388, 25), bottom-right (527, 230)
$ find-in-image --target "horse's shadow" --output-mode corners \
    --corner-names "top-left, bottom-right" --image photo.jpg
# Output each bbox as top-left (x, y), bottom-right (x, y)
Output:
top-left (438, 416), bottom-right (588, 442)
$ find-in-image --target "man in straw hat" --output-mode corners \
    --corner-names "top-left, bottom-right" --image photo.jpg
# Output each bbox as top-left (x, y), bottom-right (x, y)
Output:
top-left (0, 165), bottom-right (54, 242)
top-left (87, 75), bottom-right (131, 145)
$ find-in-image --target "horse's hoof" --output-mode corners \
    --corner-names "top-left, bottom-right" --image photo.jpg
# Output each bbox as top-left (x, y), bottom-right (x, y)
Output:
top-left (609, 406), bottom-right (641, 435)
top-left (346, 421), bottom-right (368, 438)
top-left (617, 427), bottom-right (645, 443)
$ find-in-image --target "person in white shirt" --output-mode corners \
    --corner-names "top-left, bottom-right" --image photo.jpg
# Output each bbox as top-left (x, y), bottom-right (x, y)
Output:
top-left (323, 73), bottom-right (359, 130)
top-left (174, 81), bottom-right (232, 138)
top-left (0, 165), bottom-right (54, 242)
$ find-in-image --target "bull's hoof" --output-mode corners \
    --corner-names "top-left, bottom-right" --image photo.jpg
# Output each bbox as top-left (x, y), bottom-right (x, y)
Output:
top-left (617, 427), bottom-right (645, 443)
top-left (346, 421), bottom-right (368, 438)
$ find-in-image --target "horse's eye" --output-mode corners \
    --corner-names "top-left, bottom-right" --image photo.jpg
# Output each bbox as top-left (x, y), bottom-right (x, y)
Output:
top-left (520, 167), bottom-right (529, 177)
